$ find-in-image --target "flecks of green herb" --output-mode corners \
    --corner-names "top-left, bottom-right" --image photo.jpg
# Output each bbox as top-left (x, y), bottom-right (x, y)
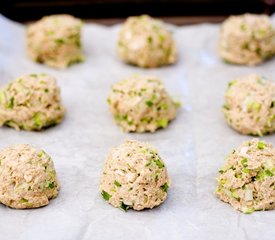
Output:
top-left (9, 97), bottom-right (14, 109)
top-left (114, 180), bottom-right (122, 187)
top-left (241, 158), bottom-right (248, 167)
top-left (120, 201), bottom-right (130, 211)
top-left (264, 169), bottom-right (274, 177)
top-left (257, 141), bottom-right (266, 150)
top-left (19, 198), bottom-right (28, 203)
top-left (147, 36), bottom-right (153, 44)
top-left (33, 113), bottom-right (42, 127)
top-left (47, 182), bottom-right (55, 189)
top-left (145, 100), bottom-right (153, 107)
top-left (55, 38), bottom-right (65, 45)
top-left (156, 119), bottom-right (168, 128)
top-left (154, 158), bottom-right (165, 168)
top-left (161, 182), bottom-right (169, 192)
top-left (101, 190), bottom-right (111, 201)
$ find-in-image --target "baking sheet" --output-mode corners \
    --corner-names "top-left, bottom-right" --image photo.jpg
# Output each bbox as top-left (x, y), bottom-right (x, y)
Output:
top-left (0, 14), bottom-right (275, 240)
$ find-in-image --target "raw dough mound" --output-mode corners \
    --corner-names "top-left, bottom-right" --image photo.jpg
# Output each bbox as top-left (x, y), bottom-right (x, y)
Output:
top-left (223, 74), bottom-right (275, 136)
top-left (0, 73), bottom-right (65, 131)
top-left (216, 139), bottom-right (275, 213)
top-left (107, 75), bottom-right (179, 132)
top-left (100, 140), bottom-right (170, 211)
top-left (219, 13), bottom-right (275, 65)
top-left (27, 14), bottom-right (83, 69)
top-left (0, 144), bottom-right (60, 209)
top-left (117, 15), bottom-right (177, 68)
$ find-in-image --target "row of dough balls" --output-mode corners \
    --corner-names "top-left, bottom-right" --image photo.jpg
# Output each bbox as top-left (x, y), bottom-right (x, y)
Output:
top-left (27, 14), bottom-right (176, 69)
top-left (104, 139), bottom-right (275, 213)
top-left (0, 73), bottom-right (179, 132)
top-left (0, 138), bottom-right (274, 214)
top-left (26, 13), bottom-right (275, 69)
top-left (1, 73), bottom-right (275, 136)
top-left (0, 140), bottom-right (169, 210)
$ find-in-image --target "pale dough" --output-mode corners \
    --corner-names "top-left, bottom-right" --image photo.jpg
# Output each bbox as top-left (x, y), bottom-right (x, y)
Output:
top-left (0, 73), bottom-right (65, 131)
top-left (117, 15), bottom-right (177, 68)
top-left (0, 144), bottom-right (60, 209)
top-left (100, 140), bottom-right (170, 211)
top-left (219, 13), bottom-right (275, 65)
top-left (223, 74), bottom-right (275, 136)
top-left (107, 74), bottom-right (179, 132)
top-left (216, 139), bottom-right (275, 213)
top-left (27, 14), bottom-right (83, 69)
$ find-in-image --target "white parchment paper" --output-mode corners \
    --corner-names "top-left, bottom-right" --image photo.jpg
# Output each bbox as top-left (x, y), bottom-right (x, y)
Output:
top-left (0, 14), bottom-right (275, 240)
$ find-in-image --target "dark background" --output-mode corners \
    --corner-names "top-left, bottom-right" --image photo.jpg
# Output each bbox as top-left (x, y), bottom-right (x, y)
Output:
top-left (1, 0), bottom-right (275, 24)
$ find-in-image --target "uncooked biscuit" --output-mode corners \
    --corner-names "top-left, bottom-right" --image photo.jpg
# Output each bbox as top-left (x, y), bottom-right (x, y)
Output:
top-left (27, 14), bottom-right (83, 69)
top-left (216, 139), bottom-right (275, 213)
top-left (219, 13), bottom-right (275, 65)
top-left (107, 74), bottom-right (179, 132)
top-left (0, 144), bottom-right (60, 209)
top-left (100, 140), bottom-right (170, 211)
top-left (223, 74), bottom-right (275, 136)
top-left (0, 73), bottom-right (65, 131)
top-left (117, 15), bottom-right (177, 68)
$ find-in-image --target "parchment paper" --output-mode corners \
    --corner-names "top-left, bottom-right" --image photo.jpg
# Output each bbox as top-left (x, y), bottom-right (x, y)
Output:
top-left (0, 14), bottom-right (275, 240)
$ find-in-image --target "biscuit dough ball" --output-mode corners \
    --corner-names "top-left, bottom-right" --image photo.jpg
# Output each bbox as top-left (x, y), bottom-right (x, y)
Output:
top-left (216, 139), bottom-right (275, 213)
top-left (27, 14), bottom-right (83, 69)
top-left (219, 13), bottom-right (275, 65)
top-left (0, 144), bottom-right (60, 209)
top-left (0, 73), bottom-right (65, 131)
top-left (223, 74), bottom-right (275, 136)
top-left (117, 15), bottom-right (177, 68)
top-left (107, 75), bottom-right (179, 133)
top-left (100, 140), bottom-right (170, 211)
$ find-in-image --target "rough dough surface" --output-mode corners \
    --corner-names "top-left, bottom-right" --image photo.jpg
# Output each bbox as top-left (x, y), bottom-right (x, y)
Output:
top-left (216, 139), bottom-right (275, 213)
top-left (219, 13), bottom-right (275, 65)
top-left (108, 75), bottom-right (178, 132)
top-left (223, 74), bottom-right (275, 136)
top-left (100, 140), bottom-right (170, 211)
top-left (0, 73), bottom-right (65, 131)
top-left (27, 14), bottom-right (83, 69)
top-left (117, 15), bottom-right (177, 68)
top-left (0, 144), bottom-right (60, 209)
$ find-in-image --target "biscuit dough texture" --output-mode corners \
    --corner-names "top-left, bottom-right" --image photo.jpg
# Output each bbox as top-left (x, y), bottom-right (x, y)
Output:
top-left (0, 73), bottom-right (65, 131)
top-left (107, 75), bottom-right (178, 133)
top-left (219, 13), bottom-right (275, 65)
top-left (100, 140), bottom-right (170, 211)
top-left (216, 139), bottom-right (275, 213)
top-left (0, 144), bottom-right (60, 209)
top-left (27, 14), bottom-right (83, 69)
top-left (117, 15), bottom-right (177, 68)
top-left (223, 74), bottom-right (275, 136)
